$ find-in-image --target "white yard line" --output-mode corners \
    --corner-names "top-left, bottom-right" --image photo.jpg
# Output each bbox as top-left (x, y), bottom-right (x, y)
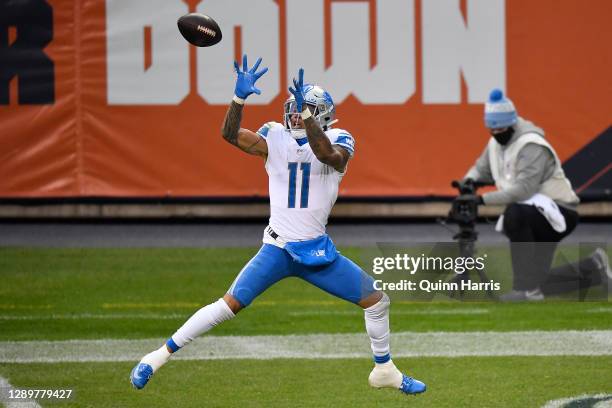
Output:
top-left (541, 393), bottom-right (612, 408)
top-left (1, 330), bottom-right (611, 363)
top-left (0, 375), bottom-right (42, 408)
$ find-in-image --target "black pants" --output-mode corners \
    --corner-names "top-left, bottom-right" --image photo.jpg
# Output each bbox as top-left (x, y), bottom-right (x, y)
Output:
top-left (502, 203), bottom-right (600, 293)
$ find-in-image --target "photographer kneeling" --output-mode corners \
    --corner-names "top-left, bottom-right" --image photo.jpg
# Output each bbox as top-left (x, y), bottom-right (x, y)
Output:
top-left (460, 89), bottom-right (610, 301)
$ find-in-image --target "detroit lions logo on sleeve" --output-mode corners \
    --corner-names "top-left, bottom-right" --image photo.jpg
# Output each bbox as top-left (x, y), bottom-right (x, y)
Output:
top-left (331, 129), bottom-right (355, 157)
top-left (256, 122), bottom-right (275, 138)
top-left (257, 122), bottom-right (285, 139)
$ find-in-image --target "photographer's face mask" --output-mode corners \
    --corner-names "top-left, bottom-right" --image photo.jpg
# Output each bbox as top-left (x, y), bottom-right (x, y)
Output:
top-left (489, 127), bottom-right (515, 145)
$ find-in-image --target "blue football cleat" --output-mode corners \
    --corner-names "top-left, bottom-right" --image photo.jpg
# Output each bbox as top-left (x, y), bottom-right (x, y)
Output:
top-left (399, 374), bottom-right (427, 395)
top-left (130, 363), bottom-right (153, 389)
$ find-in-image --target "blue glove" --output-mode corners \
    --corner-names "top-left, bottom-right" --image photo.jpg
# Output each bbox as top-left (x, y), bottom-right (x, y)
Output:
top-left (233, 55), bottom-right (268, 99)
top-left (288, 68), bottom-right (305, 111)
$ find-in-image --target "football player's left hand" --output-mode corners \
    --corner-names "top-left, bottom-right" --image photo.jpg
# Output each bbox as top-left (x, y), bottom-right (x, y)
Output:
top-left (288, 68), bottom-right (306, 112)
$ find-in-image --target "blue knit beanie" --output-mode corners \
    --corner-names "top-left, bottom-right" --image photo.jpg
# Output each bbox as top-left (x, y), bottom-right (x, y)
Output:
top-left (484, 89), bottom-right (517, 129)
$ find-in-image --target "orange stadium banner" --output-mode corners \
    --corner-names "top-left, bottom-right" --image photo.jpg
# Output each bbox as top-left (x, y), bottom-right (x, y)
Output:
top-left (0, 0), bottom-right (610, 199)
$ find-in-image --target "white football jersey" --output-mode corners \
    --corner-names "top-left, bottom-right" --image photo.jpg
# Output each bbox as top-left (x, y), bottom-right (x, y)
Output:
top-left (256, 122), bottom-right (355, 246)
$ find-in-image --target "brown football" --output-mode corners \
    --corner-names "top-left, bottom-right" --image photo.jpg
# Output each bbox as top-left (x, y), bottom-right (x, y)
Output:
top-left (177, 13), bottom-right (222, 47)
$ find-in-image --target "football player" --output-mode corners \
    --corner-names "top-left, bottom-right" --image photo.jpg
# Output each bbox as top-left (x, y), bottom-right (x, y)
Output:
top-left (130, 55), bottom-right (426, 395)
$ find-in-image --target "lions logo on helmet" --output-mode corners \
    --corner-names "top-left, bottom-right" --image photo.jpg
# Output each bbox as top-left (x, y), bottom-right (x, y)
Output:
top-left (284, 84), bottom-right (337, 137)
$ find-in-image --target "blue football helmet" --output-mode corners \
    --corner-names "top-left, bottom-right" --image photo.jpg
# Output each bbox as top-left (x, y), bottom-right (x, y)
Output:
top-left (284, 84), bottom-right (337, 137)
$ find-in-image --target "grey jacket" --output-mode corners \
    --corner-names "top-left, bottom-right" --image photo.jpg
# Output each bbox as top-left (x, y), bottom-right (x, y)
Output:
top-left (465, 120), bottom-right (578, 210)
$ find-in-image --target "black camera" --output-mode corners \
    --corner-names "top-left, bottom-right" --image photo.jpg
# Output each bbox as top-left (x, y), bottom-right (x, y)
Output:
top-left (445, 179), bottom-right (496, 299)
top-left (449, 179), bottom-right (479, 226)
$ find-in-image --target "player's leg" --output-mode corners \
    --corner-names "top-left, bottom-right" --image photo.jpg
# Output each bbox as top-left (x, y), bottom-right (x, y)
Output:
top-left (360, 290), bottom-right (426, 395)
top-left (297, 255), bottom-right (426, 395)
top-left (130, 296), bottom-right (237, 390)
top-left (130, 244), bottom-right (293, 389)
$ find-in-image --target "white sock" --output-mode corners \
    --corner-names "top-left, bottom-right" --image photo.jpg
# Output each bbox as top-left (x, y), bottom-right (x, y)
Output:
top-left (170, 298), bottom-right (235, 348)
top-left (364, 292), bottom-right (391, 362)
top-left (141, 345), bottom-right (172, 373)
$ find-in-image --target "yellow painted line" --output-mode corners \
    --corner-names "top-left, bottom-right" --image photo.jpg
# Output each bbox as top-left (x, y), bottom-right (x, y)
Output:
top-left (252, 300), bottom-right (345, 306)
top-left (101, 302), bottom-right (200, 309)
top-left (586, 307), bottom-right (612, 313)
top-left (0, 304), bottom-right (53, 310)
top-left (101, 300), bottom-right (346, 309)
top-left (0, 313), bottom-right (187, 320)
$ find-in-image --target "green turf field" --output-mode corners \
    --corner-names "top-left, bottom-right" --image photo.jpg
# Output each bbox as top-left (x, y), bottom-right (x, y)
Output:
top-left (1, 247), bottom-right (611, 407)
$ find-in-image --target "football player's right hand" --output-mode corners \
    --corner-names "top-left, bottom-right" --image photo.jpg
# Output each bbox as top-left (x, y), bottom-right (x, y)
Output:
top-left (234, 55), bottom-right (268, 99)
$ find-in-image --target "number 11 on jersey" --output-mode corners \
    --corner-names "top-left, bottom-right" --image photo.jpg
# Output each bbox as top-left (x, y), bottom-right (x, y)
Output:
top-left (288, 162), bottom-right (311, 208)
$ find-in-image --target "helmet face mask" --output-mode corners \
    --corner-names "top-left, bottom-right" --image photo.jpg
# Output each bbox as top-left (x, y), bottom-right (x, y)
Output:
top-left (283, 97), bottom-right (305, 137)
top-left (284, 85), bottom-right (336, 138)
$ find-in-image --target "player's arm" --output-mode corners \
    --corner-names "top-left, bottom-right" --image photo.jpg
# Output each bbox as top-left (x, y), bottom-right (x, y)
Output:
top-left (288, 67), bottom-right (349, 172)
top-left (302, 114), bottom-right (349, 172)
top-left (221, 100), bottom-right (267, 157)
top-left (221, 54), bottom-right (269, 158)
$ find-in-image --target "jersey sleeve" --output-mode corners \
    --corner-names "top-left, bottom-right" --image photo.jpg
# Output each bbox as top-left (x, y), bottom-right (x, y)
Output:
top-left (256, 122), bottom-right (276, 139)
top-left (332, 130), bottom-right (355, 157)
top-left (257, 122), bottom-right (283, 168)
